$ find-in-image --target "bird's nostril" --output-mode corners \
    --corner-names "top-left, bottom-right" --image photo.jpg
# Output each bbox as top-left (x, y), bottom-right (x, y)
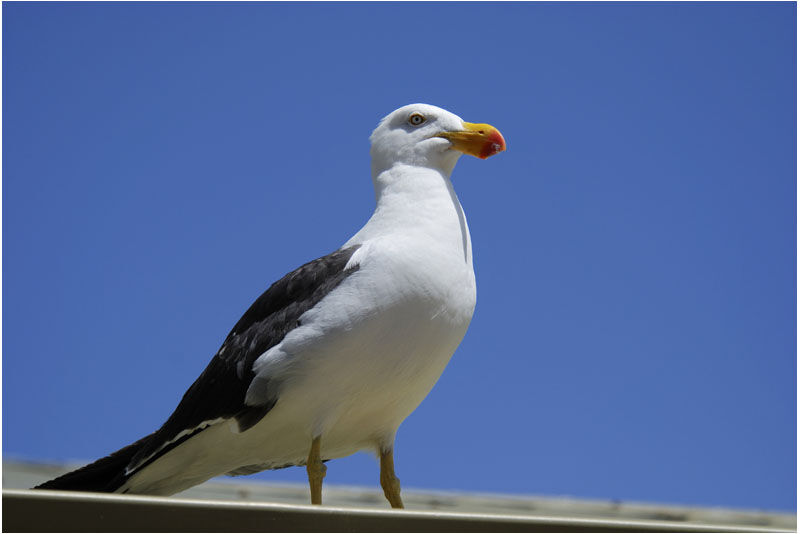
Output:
top-left (479, 130), bottom-right (485, 134)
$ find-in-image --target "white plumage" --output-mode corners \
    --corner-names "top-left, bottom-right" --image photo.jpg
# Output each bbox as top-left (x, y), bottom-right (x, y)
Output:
top-left (39, 103), bottom-right (506, 507)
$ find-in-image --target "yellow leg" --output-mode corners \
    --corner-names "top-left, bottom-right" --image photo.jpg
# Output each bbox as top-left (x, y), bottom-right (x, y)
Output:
top-left (306, 436), bottom-right (326, 505)
top-left (379, 447), bottom-right (404, 509)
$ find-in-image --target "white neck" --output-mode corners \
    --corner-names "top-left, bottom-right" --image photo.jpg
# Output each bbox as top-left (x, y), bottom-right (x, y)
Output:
top-left (345, 164), bottom-right (472, 266)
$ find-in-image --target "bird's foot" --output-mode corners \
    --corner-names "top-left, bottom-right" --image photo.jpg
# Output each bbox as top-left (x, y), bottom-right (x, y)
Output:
top-left (380, 471), bottom-right (404, 509)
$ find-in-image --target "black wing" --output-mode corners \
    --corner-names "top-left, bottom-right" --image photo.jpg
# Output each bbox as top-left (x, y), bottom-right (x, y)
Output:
top-left (126, 245), bottom-right (361, 473)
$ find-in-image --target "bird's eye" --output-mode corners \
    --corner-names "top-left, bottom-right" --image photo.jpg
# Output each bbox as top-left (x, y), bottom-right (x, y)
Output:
top-left (407, 113), bottom-right (426, 126)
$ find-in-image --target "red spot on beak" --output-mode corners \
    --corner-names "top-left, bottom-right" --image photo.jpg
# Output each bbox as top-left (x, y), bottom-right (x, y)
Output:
top-left (479, 129), bottom-right (507, 159)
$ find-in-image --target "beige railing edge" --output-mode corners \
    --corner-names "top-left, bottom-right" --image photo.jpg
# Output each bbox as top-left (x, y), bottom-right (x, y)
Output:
top-left (3, 489), bottom-right (793, 533)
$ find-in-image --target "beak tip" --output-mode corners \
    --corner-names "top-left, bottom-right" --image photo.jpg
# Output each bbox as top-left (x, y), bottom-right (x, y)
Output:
top-left (480, 131), bottom-right (506, 159)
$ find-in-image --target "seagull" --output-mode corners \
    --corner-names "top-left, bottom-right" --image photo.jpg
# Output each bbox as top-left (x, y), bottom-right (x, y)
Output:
top-left (35, 103), bottom-right (506, 508)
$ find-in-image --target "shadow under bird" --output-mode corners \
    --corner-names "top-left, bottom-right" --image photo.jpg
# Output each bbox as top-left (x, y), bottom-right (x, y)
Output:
top-left (35, 103), bottom-right (506, 508)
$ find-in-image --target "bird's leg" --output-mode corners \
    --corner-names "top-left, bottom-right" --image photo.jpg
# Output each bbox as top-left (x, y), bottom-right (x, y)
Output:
top-left (379, 447), bottom-right (404, 509)
top-left (306, 436), bottom-right (326, 505)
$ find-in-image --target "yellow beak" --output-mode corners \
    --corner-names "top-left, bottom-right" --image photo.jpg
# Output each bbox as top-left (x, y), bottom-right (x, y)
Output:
top-left (436, 122), bottom-right (506, 159)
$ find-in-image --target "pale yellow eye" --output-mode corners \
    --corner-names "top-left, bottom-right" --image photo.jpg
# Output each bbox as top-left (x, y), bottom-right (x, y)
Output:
top-left (407, 113), bottom-right (426, 126)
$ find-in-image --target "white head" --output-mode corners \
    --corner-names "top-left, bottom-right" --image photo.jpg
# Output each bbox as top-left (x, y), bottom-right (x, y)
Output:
top-left (369, 104), bottom-right (506, 177)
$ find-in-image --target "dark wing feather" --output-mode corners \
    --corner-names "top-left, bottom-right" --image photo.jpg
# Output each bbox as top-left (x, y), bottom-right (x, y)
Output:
top-left (126, 245), bottom-right (361, 473)
top-left (35, 433), bottom-right (154, 492)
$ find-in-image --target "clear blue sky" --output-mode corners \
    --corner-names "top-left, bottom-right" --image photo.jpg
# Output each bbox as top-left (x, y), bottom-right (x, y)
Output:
top-left (3, 2), bottom-right (795, 512)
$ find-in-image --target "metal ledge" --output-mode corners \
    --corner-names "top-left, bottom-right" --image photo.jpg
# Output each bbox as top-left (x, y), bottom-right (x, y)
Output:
top-left (3, 489), bottom-right (791, 533)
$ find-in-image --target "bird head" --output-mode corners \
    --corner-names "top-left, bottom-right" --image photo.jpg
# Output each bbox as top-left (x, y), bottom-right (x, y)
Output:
top-left (370, 104), bottom-right (506, 176)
